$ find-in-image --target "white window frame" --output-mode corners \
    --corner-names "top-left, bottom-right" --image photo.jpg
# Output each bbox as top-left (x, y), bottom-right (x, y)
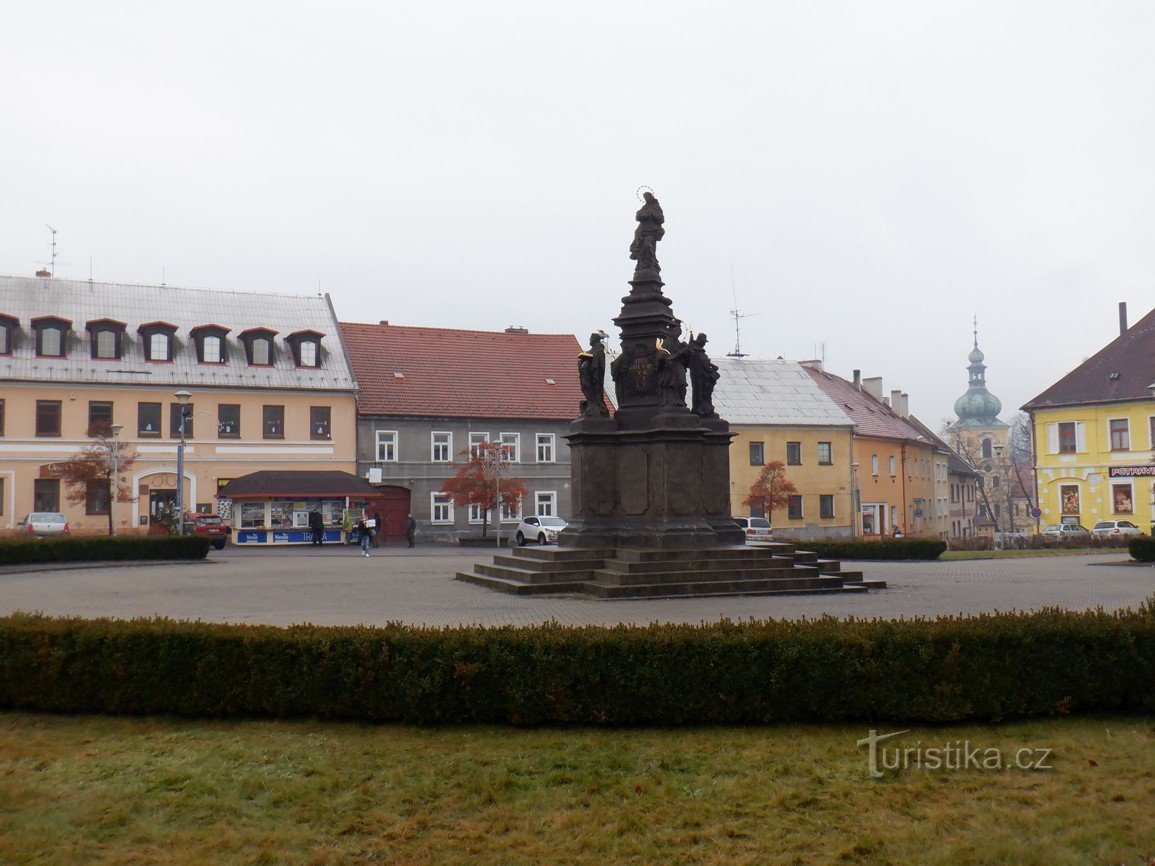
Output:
top-left (468, 503), bottom-right (485, 524)
top-left (536, 433), bottom-right (555, 463)
top-left (431, 431), bottom-right (452, 462)
top-left (870, 454), bottom-right (879, 476)
top-left (94, 329), bottom-right (118, 359)
top-left (299, 339), bottom-right (318, 367)
top-left (888, 455), bottom-right (896, 477)
top-left (431, 492), bottom-right (453, 524)
top-left (535, 491), bottom-right (557, 517)
top-left (149, 332), bottom-right (170, 361)
top-left (375, 430), bottom-right (398, 462)
top-left (499, 432), bottom-right (520, 462)
top-left (500, 496), bottom-right (521, 522)
top-left (468, 432), bottom-right (488, 459)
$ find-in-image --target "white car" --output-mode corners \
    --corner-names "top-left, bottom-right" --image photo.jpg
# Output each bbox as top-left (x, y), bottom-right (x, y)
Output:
top-left (1091, 519), bottom-right (1144, 539)
top-left (733, 516), bottom-right (773, 542)
top-left (515, 516), bottom-right (568, 545)
top-left (18, 512), bottom-right (70, 537)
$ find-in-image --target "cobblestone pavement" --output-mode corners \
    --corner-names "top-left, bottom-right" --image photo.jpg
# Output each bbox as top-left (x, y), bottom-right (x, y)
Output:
top-left (1, 544), bottom-right (1152, 628)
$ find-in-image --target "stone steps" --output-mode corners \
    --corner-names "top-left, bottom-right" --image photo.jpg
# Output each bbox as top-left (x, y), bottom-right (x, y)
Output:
top-left (455, 571), bottom-right (590, 595)
top-left (584, 576), bottom-right (866, 599)
top-left (473, 562), bottom-right (598, 584)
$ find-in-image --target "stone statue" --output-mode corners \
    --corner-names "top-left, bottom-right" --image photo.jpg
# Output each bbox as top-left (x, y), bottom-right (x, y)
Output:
top-left (686, 332), bottom-right (719, 417)
top-left (655, 320), bottom-right (688, 407)
top-left (578, 332), bottom-right (609, 418)
top-left (629, 192), bottom-right (665, 272)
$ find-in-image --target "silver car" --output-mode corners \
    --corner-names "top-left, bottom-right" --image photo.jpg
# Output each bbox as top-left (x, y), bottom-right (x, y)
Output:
top-left (1040, 523), bottom-right (1091, 543)
top-left (1091, 519), bottom-right (1144, 539)
top-left (515, 516), bottom-right (568, 546)
top-left (18, 512), bottom-right (70, 537)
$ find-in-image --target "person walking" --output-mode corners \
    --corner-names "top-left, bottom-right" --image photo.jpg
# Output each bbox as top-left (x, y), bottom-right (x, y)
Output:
top-left (406, 513), bottom-right (416, 548)
top-left (372, 510), bottom-right (384, 548)
top-left (357, 517), bottom-right (372, 557)
top-left (308, 509), bottom-right (324, 546)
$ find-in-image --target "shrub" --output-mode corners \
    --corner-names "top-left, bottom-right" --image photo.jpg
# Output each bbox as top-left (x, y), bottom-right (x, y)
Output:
top-left (0, 535), bottom-right (209, 565)
top-left (1, 600), bottom-right (1152, 725)
top-left (780, 538), bottom-right (947, 561)
top-left (1129, 536), bottom-right (1155, 562)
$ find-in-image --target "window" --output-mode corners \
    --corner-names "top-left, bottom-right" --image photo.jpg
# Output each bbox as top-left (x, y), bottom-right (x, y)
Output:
top-left (375, 430), bottom-right (398, 461)
top-left (138, 402), bottom-right (162, 436)
top-left (993, 476), bottom-right (1001, 488)
top-left (263, 405), bottom-right (284, 439)
top-left (88, 401), bottom-right (113, 436)
top-left (35, 400), bottom-right (61, 437)
top-left (33, 317), bottom-right (69, 357)
top-left (85, 480), bottom-right (110, 515)
top-left (203, 335), bottom-right (223, 363)
top-left (310, 406), bottom-right (331, 440)
top-left (0, 399), bottom-right (4, 436)
top-left (1112, 483), bottom-right (1134, 514)
top-left (0, 315), bottom-right (14, 355)
top-left (787, 494), bottom-right (803, 520)
top-left (170, 403), bottom-right (194, 439)
top-left (240, 502), bottom-right (266, 528)
top-left (95, 330), bottom-right (117, 358)
top-left (1150, 417), bottom-right (1155, 450)
top-left (501, 498), bottom-right (520, 522)
top-left (889, 455), bottom-right (896, 477)
top-left (786, 441), bottom-right (801, 465)
top-left (1058, 422), bottom-right (1077, 453)
top-left (499, 432), bottom-right (520, 462)
top-left (1060, 484), bottom-right (1080, 515)
top-left (286, 330), bottom-right (323, 368)
top-left (252, 337), bottom-right (272, 364)
top-left (0, 477), bottom-right (4, 514)
top-left (299, 340), bottom-right (318, 366)
top-left (535, 491), bottom-right (557, 517)
top-left (137, 322), bottom-right (178, 362)
top-left (33, 478), bottom-right (60, 512)
top-left (218, 404), bottom-right (241, 438)
top-left (191, 324), bottom-right (231, 364)
top-left (468, 503), bottom-right (485, 524)
top-left (981, 438), bottom-right (993, 459)
top-left (536, 434), bottom-right (555, 463)
top-left (819, 494), bottom-right (835, 519)
top-left (870, 455), bottom-right (879, 475)
top-left (432, 432), bottom-right (452, 462)
top-left (469, 432), bottom-right (488, 458)
top-left (431, 493), bottom-right (453, 523)
top-left (749, 441), bottom-right (765, 466)
top-left (1109, 419), bottom-right (1130, 451)
top-left (817, 442), bottom-right (832, 465)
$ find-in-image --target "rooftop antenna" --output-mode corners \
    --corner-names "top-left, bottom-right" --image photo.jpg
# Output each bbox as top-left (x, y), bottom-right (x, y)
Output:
top-left (726, 264), bottom-right (758, 358)
top-left (161, 267), bottom-right (166, 287)
top-left (44, 224), bottom-right (58, 275)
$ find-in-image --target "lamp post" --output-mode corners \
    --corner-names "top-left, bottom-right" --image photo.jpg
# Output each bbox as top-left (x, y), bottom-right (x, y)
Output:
top-left (850, 461), bottom-right (861, 538)
top-left (109, 423), bottom-right (123, 536)
top-left (174, 390), bottom-right (191, 535)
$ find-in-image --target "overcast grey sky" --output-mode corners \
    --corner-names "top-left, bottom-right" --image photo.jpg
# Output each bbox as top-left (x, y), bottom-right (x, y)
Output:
top-left (4, 1), bottom-right (1154, 428)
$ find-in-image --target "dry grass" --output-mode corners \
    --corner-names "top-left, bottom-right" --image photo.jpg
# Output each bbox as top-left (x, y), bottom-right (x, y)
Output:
top-left (1, 712), bottom-right (1153, 865)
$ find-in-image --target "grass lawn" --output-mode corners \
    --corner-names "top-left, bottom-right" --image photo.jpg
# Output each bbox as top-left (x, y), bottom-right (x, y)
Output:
top-left (1, 713), bottom-right (1152, 865)
top-left (940, 548), bottom-right (1130, 561)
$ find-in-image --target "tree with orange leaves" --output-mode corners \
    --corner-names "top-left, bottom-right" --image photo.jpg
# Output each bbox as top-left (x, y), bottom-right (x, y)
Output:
top-left (742, 460), bottom-right (797, 525)
top-left (441, 440), bottom-right (528, 538)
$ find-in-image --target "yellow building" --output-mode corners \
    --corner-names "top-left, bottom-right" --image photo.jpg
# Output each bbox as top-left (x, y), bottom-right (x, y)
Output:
top-left (713, 359), bottom-right (855, 538)
top-left (1024, 305), bottom-right (1155, 533)
top-left (0, 275), bottom-right (358, 534)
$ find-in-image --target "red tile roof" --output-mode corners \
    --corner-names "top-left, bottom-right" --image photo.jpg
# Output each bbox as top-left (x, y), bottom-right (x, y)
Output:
top-left (339, 321), bottom-right (587, 419)
top-left (804, 366), bottom-right (934, 444)
top-left (1023, 306), bottom-right (1155, 410)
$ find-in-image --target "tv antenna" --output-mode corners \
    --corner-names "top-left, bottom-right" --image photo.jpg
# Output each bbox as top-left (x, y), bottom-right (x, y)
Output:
top-left (43, 224), bottom-right (59, 275)
top-left (726, 264), bottom-right (758, 358)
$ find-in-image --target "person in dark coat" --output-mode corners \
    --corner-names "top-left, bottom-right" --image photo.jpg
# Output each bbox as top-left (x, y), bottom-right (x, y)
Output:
top-left (308, 509), bottom-right (325, 545)
top-left (406, 513), bottom-right (417, 548)
top-left (372, 510), bottom-right (384, 548)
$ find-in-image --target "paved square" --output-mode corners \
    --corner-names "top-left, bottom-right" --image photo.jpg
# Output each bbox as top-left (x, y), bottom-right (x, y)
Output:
top-left (1, 545), bottom-right (1152, 628)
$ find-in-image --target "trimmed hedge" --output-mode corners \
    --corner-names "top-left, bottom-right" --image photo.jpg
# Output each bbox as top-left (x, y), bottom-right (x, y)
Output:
top-left (782, 538), bottom-right (948, 561)
top-left (0, 535), bottom-right (210, 565)
top-left (1, 602), bottom-right (1153, 725)
top-left (1130, 536), bottom-right (1155, 562)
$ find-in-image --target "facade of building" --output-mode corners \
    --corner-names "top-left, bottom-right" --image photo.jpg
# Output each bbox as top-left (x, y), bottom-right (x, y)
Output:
top-left (946, 451), bottom-right (980, 539)
top-left (805, 365), bottom-right (941, 537)
top-left (0, 275), bottom-right (358, 535)
top-left (1023, 304), bottom-right (1155, 533)
top-left (712, 358), bottom-right (856, 539)
top-left (339, 321), bottom-right (585, 542)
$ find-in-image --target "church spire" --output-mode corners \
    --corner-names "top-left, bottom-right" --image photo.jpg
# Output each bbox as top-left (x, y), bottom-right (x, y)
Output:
top-left (953, 320), bottom-right (1005, 428)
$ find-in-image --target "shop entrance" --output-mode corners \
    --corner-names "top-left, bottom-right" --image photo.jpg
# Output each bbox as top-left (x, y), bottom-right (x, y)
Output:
top-left (369, 486), bottom-right (412, 543)
top-left (149, 489), bottom-right (178, 527)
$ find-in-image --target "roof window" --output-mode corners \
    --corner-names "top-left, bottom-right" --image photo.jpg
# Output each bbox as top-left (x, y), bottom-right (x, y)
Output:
top-left (32, 315), bottom-right (72, 358)
top-left (138, 321), bottom-right (178, 362)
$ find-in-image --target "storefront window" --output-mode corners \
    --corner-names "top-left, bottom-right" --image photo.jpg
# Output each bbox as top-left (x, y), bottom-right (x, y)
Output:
top-left (240, 502), bottom-right (265, 528)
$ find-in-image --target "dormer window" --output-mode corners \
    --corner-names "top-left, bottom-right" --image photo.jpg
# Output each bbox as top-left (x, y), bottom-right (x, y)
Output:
top-left (286, 329), bottom-right (324, 368)
top-left (32, 316), bottom-right (71, 358)
top-left (239, 327), bottom-right (278, 366)
top-left (190, 324), bottom-right (230, 364)
top-left (86, 318), bottom-right (126, 360)
top-left (0, 314), bottom-right (16, 355)
top-left (138, 321), bottom-right (178, 362)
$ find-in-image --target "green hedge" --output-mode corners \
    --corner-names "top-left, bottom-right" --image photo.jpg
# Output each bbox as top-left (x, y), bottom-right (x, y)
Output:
top-left (1, 603), bottom-right (1153, 725)
top-left (783, 538), bottom-right (948, 561)
top-left (0, 535), bottom-right (210, 565)
top-left (1130, 537), bottom-right (1155, 562)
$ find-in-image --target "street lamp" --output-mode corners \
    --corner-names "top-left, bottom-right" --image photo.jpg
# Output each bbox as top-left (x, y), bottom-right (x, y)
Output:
top-left (850, 461), bottom-right (861, 537)
top-left (109, 423), bottom-right (123, 536)
top-left (174, 389), bottom-right (191, 535)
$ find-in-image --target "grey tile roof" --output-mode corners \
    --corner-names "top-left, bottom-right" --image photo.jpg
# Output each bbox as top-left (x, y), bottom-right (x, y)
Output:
top-left (713, 358), bottom-right (854, 426)
top-left (0, 275), bottom-right (355, 392)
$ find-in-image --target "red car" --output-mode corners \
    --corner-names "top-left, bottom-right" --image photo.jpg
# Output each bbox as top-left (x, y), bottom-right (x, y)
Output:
top-left (185, 513), bottom-right (230, 549)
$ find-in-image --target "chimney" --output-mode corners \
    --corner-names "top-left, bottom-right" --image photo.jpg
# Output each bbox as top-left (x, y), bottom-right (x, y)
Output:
top-left (505, 326), bottom-right (529, 335)
top-left (862, 376), bottom-right (884, 401)
top-left (890, 390), bottom-right (902, 415)
top-left (852, 369), bottom-right (861, 389)
top-left (378, 320), bottom-right (389, 326)
top-left (1119, 302), bottom-right (1128, 336)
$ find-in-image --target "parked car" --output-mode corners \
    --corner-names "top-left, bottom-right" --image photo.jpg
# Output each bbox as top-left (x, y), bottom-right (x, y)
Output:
top-left (1040, 523), bottom-right (1091, 543)
top-left (515, 516), bottom-right (568, 546)
top-left (1091, 519), bottom-right (1144, 539)
top-left (17, 512), bottom-right (70, 537)
top-left (184, 512), bottom-right (230, 549)
top-left (733, 516), bottom-right (773, 542)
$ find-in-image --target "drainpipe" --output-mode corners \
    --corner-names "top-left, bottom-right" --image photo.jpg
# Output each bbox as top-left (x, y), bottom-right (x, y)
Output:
top-left (900, 441), bottom-right (909, 534)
